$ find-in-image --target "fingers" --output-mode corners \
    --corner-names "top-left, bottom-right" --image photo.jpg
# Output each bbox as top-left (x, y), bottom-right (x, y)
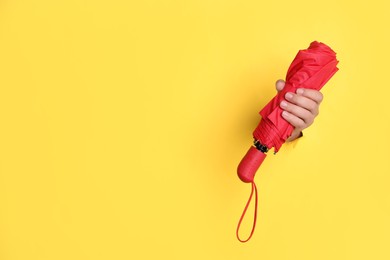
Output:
top-left (280, 100), bottom-right (314, 125)
top-left (296, 88), bottom-right (323, 104)
top-left (284, 91), bottom-right (320, 116)
top-left (275, 79), bottom-right (285, 92)
top-left (274, 80), bottom-right (323, 132)
top-left (281, 88), bottom-right (323, 130)
top-left (281, 111), bottom-right (306, 129)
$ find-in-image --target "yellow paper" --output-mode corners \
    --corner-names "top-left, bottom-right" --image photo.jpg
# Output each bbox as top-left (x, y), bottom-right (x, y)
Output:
top-left (1, 1), bottom-right (389, 259)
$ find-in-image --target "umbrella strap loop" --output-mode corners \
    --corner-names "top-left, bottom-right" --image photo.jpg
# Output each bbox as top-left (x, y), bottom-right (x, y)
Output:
top-left (236, 181), bottom-right (258, 243)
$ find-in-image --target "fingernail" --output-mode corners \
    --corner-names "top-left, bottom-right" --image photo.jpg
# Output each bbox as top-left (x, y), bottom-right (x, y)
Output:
top-left (282, 111), bottom-right (289, 117)
top-left (285, 93), bottom-right (293, 99)
top-left (280, 101), bottom-right (287, 108)
top-left (297, 88), bottom-right (304, 95)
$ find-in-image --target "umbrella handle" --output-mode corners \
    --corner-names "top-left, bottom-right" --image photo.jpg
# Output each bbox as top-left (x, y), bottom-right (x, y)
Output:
top-left (237, 146), bottom-right (267, 183)
top-left (236, 145), bottom-right (266, 242)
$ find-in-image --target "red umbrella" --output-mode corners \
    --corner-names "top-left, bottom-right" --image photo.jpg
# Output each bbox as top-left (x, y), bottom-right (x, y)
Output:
top-left (236, 41), bottom-right (339, 242)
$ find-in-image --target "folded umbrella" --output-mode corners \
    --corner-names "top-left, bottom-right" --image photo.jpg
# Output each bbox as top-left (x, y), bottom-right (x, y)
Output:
top-left (236, 41), bottom-right (339, 242)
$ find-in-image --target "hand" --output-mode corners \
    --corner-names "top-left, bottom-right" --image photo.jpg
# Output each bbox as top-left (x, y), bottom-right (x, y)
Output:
top-left (275, 79), bottom-right (323, 142)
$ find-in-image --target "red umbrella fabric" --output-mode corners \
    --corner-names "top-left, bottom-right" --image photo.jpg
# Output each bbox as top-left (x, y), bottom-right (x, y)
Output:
top-left (236, 41), bottom-right (339, 242)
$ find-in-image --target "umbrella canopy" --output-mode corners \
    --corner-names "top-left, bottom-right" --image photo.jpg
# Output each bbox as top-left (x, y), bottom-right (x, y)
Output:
top-left (236, 41), bottom-right (339, 243)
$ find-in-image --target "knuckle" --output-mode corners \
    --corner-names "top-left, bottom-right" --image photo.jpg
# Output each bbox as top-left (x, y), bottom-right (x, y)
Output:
top-left (318, 92), bottom-right (324, 103)
top-left (295, 119), bottom-right (305, 128)
top-left (309, 103), bottom-right (318, 112)
top-left (291, 94), bottom-right (299, 103)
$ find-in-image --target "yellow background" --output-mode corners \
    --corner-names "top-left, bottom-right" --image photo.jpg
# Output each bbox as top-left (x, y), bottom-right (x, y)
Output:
top-left (1, 1), bottom-right (389, 259)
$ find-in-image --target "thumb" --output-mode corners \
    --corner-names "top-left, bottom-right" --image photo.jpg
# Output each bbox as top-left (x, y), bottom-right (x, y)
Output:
top-left (275, 79), bottom-right (285, 93)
